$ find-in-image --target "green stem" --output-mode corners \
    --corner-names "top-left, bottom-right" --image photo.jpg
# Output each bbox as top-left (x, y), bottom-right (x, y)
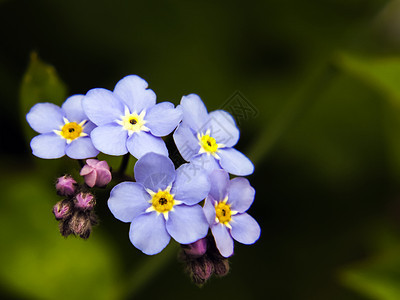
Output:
top-left (118, 154), bottom-right (130, 176)
top-left (247, 59), bottom-right (337, 165)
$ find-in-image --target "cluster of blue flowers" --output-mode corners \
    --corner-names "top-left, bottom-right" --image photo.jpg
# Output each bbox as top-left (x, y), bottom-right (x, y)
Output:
top-left (26, 74), bottom-right (260, 261)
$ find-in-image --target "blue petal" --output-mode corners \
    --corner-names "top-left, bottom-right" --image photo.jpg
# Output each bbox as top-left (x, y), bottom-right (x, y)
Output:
top-left (227, 177), bottom-right (255, 213)
top-left (145, 102), bottom-right (183, 137)
top-left (173, 124), bottom-right (199, 161)
top-left (126, 131), bottom-right (168, 159)
top-left (206, 110), bottom-right (239, 147)
top-left (203, 196), bottom-right (217, 225)
top-left (108, 182), bottom-right (151, 223)
top-left (190, 153), bottom-right (222, 174)
top-left (61, 95), bottom-right (87, 122)
top-left (230, 213), bottom-right (261, 245)
top-left (129, 212), bottom-right (170, 255)
top-left (82, 121), bottom-right (96, 134)
top-left (208, 169), bottom-right (229, 202)
top-left (134, 152), bottom-right (176, 192)
top-left (180, 94), bottom-right (209, 131)
top-left (113, 75), bottom-right (156, 113)
top-left (211, 223), bottom-right (234, 257)
top-left (171, 163), bottom-right (211, 205)
top-left (83, 88), bottom-right (124, 126)
top-left (90, 123), bottom-right (128, 155)
top-left (65, 137), bottom-right (99, 159)
top-left (218, 148), bottom-right (254, 176)
top-left (166, 205), bottom-right (209, 244)
top-left (26, 103), bottom-right (64, 133)
top-left (30, 133), bottom-right (66, 159)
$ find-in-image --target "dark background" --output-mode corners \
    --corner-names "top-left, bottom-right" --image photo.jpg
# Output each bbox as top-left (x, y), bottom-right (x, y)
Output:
top-left (2, 0), bottom-right (400, 299)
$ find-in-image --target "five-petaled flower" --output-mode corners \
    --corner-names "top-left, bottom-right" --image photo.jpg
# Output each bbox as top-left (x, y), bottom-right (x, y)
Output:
top-left (26, 95), bottom-right (99, 159)
top-left (203, 169), bottom-right (260, 257)
top-left (173, 94), bottom-right (254, 176)
top-left (108, 152), bottom-right (211, 255)
top-left (82, 75), bottom-right (182, 159)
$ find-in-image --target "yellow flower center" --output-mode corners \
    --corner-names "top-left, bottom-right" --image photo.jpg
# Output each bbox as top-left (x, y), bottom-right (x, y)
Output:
top-left (151, 189), bottom-right (175, 213)
top-left (117, 107), bottom-right (149, 136)
top-left (200, 135), bottom-right (218, 153)
top-left (60, 122), bottom-right (83, 140)
top-left (54, 118), bottom-right (88, 143)
top-left (215, 201), bottom-right (232, 224)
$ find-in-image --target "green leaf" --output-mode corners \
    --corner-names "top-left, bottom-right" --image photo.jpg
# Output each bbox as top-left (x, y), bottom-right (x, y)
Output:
top-left (0, 172), bottom-right (121, 300)
top-left (340, 227), bottom-right (400, 300)
top-left (335, 52), bottom-right (400, 105)
top-left (19, 52), bottom-right (67, 140)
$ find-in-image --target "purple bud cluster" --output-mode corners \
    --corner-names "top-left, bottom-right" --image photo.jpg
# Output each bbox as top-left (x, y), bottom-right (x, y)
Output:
top-left (53, 175), bottom-right (98, 239)
top-left (179, 236), bottom-right (230, 285)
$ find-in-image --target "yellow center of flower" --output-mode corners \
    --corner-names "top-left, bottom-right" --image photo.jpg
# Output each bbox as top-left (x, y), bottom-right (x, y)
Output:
top-left (215, 201), bottom-right (232, 224)
top-left (197, 129), bottom-right (224, 158)
top-left (60, 122), bottom-right (83, 140)
top-left (200, 135), bottom-right (218, 153)
top-left (151, 189), bottom-right (175, 213)
top-left (54, 118), bottom-right (88, 143)
top-left (117, 107), bottom-right (149, 136)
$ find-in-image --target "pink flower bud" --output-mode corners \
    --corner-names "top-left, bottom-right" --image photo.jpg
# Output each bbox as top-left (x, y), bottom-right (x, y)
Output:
top-left (182, 238), bottom-right (208, 258)
top-left (80, 159), bottom-right (112, 188)
top-left (70, 211), bottom-right (92, 239)
top-left (56, 175), bottom-right (77, 196)
top-left (53, 200), bottom-right (72, 220)
top-left (74, 192), bottom-right (96, 210)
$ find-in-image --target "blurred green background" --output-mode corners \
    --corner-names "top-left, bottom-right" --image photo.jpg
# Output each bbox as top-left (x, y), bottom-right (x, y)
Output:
top-left (3, 0), bottom-right (400, 299)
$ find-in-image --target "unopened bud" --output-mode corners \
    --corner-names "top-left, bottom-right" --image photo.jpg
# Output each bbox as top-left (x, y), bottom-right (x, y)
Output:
top-left (213, 258), bottom-right (230, 277)
top-left (53, 199), bottom-right (72, 220)
top-left (70, 211), bottom-right (92, 239)
top-left (182, 238), bottom-right (208, 258)
top-left (189, 257), bottom-right (214, 285)
top-left (74, 192), bottom-right (95, 211)
top-left (80, 159), bottom-right (112, 188)
top-left (56, 175), bottom-right (77, 196)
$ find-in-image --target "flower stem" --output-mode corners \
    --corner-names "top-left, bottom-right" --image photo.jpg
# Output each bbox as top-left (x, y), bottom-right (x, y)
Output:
top-left (117, 154), bottom-right (130, 176)
top-left (247, 59), bottom-right (337, 165)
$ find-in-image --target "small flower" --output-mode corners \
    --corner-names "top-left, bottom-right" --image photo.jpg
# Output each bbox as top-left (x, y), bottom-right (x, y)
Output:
top-left (74, 192), bottom-right (96, 211)
top-left (108, 152), bottom-right (211, 255)
top-left (80, 159), bottom-right (112, 187)
top-left (173, 94), bottom-right (254, 176)
top-left (53, 199), bottom-right (73, 220)
top-left (55, 175), bottom-right (77, 196)
top-left (26, 95), bottom-right (99, 159)
top-left (82, 75), bottom-right (182, 159)
top-left (203, 170), bottom-right (260, 257)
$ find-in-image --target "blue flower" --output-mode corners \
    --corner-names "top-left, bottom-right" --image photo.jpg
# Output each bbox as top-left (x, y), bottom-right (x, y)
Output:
top-left (173, 94), bottom-right (254, 176)
top-left (82, 75), bottom-right (182, 159)
top-left (26, 95), bottom-right (99, 159)
top-left (203, 170), bottom-right (260, 257)
top-left (108, 152), bottom-right (210, 255)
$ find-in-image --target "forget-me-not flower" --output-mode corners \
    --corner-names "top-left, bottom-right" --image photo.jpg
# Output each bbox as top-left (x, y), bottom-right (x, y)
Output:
top-left (173, 94), bottom-right (254, 176)
top-left (26, 95), bottom-right (99, 159)
top-left (203, 169), bottom-right (260, 257)
top-left (82, 75), bottom-right (182, 159)
top-left (108, 152), bottom-right (210, 255)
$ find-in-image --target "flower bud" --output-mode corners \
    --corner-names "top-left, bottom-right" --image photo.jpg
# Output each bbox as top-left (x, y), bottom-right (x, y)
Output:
top-left (53, 199), bottom-right (72, 220)
top-left (189, 257), bottom-right (214, 285)
top-left (74, 192), bottom-right (96, 211)
top-left (70, 211), bottom-right (92, 239)
top-left (80, 159), bottom-right (112, 188)
top-left (55, 175), bottom-right (77, 196)
top-left (212, 258), bottom-right (230, 277)
top-left (182, 238), bottom-right (208, 258)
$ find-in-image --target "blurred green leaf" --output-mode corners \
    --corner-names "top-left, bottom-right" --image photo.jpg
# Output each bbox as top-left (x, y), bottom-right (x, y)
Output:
top-left (340, 225), bottom-right (400, 300)
top-left (0, 172), bottom-right (121, 300)
top-left (335, 53), bottom-right (400, 105)
top-left (19, 52), bottom-right (67, 140)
